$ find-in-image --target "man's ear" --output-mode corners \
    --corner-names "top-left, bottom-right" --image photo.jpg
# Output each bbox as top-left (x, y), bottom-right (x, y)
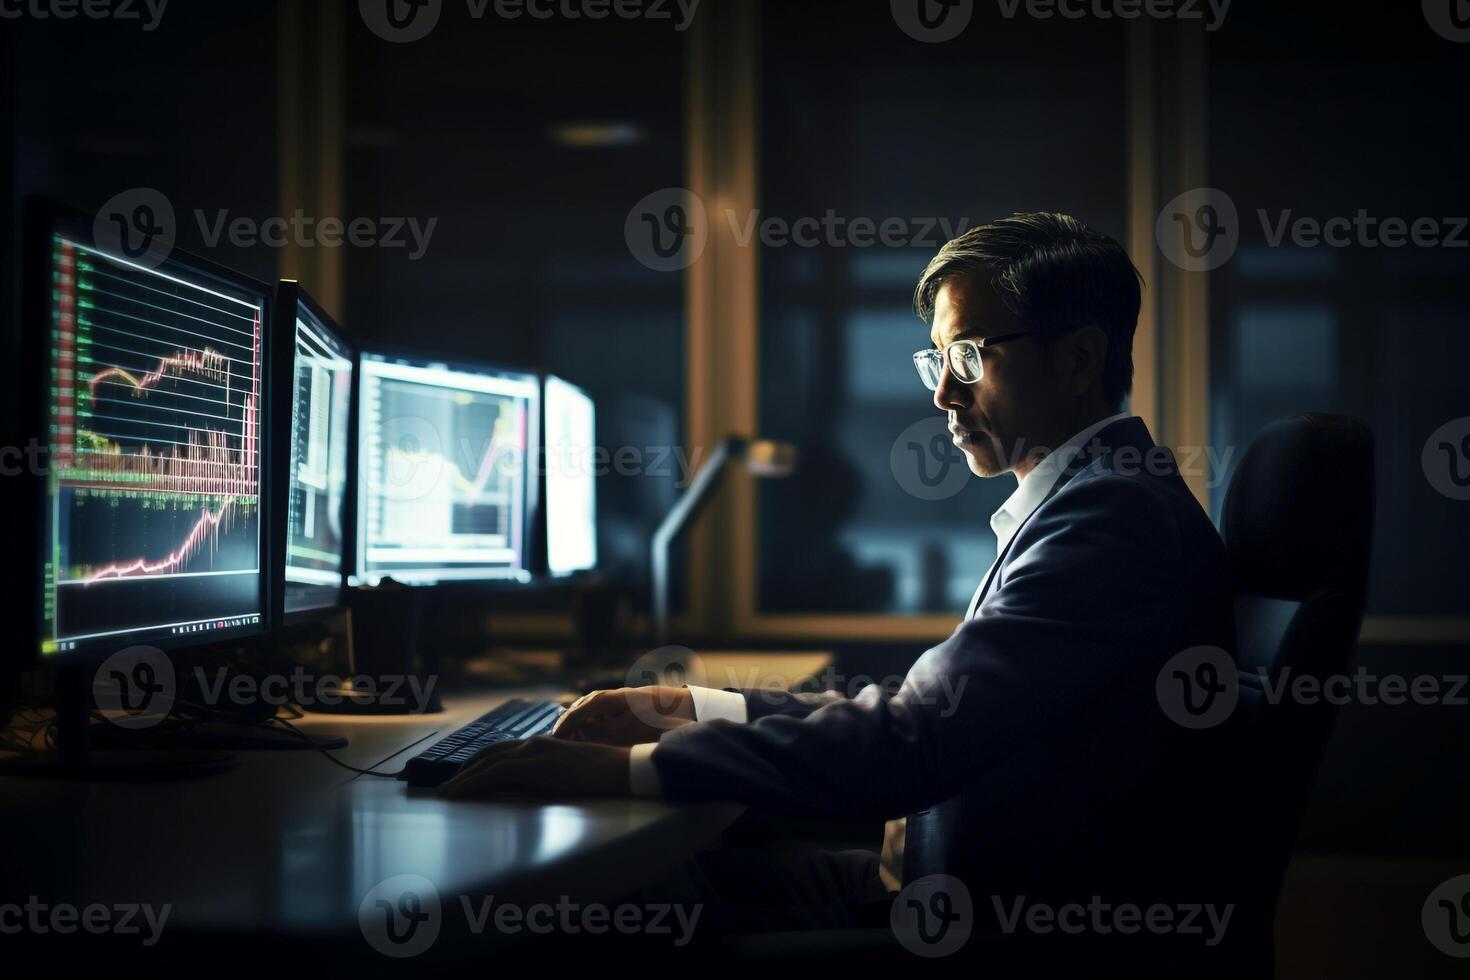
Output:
top-left (1067, 325), bottom-right (1110, 396)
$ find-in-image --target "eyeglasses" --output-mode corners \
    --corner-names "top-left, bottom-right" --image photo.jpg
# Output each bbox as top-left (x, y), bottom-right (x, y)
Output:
top-left (912, 331), bottom-right (1031, 390)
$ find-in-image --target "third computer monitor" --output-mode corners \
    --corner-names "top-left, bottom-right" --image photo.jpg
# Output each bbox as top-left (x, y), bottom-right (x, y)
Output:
top-left (544, 376), bottom-right (597, 577)
top-left (277, 282), bottom-right (354, 615)
top-left (356, 351), bottom-right (539, 585)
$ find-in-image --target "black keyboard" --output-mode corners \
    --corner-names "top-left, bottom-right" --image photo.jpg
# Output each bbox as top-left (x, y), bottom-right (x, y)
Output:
top-left (401, 699), bottom-right (566, 787)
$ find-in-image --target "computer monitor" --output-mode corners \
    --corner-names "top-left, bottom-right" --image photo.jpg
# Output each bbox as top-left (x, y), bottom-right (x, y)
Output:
top-left (272, 282), bottom-right (354, 618)
top-left (543, 375), bottom-right (597, 577)
top-left (356, 351), bottom-right (539, 585)
top-left (27, 203), bottom-right (273, 661)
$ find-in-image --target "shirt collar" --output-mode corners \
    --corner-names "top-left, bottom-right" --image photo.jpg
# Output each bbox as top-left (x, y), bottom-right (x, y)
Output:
top-left (989, 411), bottom-right (1133, 554)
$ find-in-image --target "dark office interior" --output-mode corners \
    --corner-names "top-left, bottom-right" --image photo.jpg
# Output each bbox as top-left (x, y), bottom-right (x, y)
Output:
top-left (1, 1), bottom-right (1467, 976)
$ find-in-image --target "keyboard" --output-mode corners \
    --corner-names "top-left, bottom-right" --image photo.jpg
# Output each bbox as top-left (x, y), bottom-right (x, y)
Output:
top-left (401, 699), bottom-right (566, 787)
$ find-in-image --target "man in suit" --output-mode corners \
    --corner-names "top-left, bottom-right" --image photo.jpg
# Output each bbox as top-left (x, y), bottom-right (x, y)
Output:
top-left (441, 213), bottom-right (1239, 960)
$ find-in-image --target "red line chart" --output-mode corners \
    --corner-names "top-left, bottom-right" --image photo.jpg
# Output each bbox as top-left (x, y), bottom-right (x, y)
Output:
top-left (88, 346), bottom-right (231, 398)
top-left (54, 241), bottom-right (263, 581)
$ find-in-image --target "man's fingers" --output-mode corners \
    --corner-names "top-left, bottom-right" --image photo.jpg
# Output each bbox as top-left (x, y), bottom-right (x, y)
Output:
top-left (551, 693), bottom-right (612, 734)
top-left (441, 740), bottom-right (523, 787)
top-left (438, 759), bottom-right (539, 798)
top-left (554, 704), bottom-right (633, 740)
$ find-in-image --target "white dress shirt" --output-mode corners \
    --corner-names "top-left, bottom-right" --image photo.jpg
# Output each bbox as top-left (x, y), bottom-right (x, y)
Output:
top-left (629, 413), bottom-right (1136, 889)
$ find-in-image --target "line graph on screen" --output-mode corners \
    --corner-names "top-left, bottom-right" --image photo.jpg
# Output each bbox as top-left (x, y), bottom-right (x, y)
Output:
top-left (51, 239), bottom-right (262, 586)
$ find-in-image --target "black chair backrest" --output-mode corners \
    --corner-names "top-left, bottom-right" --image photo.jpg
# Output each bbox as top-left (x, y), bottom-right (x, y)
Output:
top-left (1224, 413), bottom-right (1375, 671)
top-left (1220, 413), bottom-right (1375, 917)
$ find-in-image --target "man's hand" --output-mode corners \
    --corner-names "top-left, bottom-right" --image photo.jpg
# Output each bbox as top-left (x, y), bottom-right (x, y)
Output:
top-left (550, 686), bottom-right (695, 746)
top-left (437, 738), bottom-right (631, 799)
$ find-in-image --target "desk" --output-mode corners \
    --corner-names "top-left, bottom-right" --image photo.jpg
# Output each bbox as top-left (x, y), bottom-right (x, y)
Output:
top-left (0, 653), bottom-right (833, 968)
top-left (1, 692), bottom-right (743, 972)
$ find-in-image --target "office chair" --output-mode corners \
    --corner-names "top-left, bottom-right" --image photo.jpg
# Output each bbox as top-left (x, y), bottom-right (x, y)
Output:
top-left (1220, 413), bottom-right (1376, 975)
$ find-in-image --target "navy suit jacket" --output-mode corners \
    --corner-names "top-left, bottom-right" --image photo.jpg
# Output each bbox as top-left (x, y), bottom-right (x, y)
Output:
top-left (652, 417), bottom-right (1238, 906)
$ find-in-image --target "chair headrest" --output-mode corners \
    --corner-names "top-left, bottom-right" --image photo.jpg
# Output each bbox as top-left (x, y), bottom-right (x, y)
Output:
top-left (1221, 414), bottom-right (1374, 601)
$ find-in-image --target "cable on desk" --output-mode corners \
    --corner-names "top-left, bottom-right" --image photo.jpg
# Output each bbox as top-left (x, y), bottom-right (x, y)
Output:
top-left (265, 715), bottom-right (439, 778)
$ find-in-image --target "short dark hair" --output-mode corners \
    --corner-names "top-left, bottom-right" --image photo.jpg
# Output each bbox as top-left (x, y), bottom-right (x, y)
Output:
top-left (913, 212), bottom-right (1143, 409)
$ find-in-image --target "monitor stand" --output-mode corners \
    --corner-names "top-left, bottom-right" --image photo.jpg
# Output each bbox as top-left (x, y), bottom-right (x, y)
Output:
top-left (296, 605), bottom-right (443, 716)
top-left (0, 667), bottom-right (240, 781)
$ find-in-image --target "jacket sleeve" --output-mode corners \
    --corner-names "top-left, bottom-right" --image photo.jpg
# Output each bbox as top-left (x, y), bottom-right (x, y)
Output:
top-left (649, 474), bottom-right (1182, 819)
top-left (740, 688), bottom-right (847, 721)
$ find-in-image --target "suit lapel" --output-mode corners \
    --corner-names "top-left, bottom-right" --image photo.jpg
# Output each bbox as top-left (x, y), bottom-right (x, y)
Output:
top-left (965, 497), bottom-right (1046, 619)
top-left (963, 417), bottom-right (1157, 621)
top-left (965, 553), bottom-right (1004, 620)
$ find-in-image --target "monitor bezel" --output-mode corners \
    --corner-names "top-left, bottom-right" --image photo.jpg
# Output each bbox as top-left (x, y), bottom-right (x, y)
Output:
top-left (21, 198), bottom-right (276, 666)
top-left (271, 281), bottom-right (357, 626)
top-left (353, 345), bottom-right (541, 587)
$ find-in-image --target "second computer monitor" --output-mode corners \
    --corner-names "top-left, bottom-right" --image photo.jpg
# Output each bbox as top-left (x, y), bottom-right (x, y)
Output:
top-left (276, 283), bottom-right (354, 615)
top-left (356, 352), bottom-right (539, 585)
top-left (544, 376), bottom-right (597, 577)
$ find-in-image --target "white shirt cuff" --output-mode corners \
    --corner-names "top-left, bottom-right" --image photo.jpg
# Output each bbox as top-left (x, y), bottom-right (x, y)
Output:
top-left (688, 685), bottom-right (748, 724)
top-left (628, 742), bottom-right (662, 798)
top-left (628, 687), bottom-right (749, 799)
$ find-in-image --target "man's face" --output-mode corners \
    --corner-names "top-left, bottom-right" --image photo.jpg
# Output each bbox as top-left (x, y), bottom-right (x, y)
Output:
top-left (929, 275), bottom-right (1069, 478)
